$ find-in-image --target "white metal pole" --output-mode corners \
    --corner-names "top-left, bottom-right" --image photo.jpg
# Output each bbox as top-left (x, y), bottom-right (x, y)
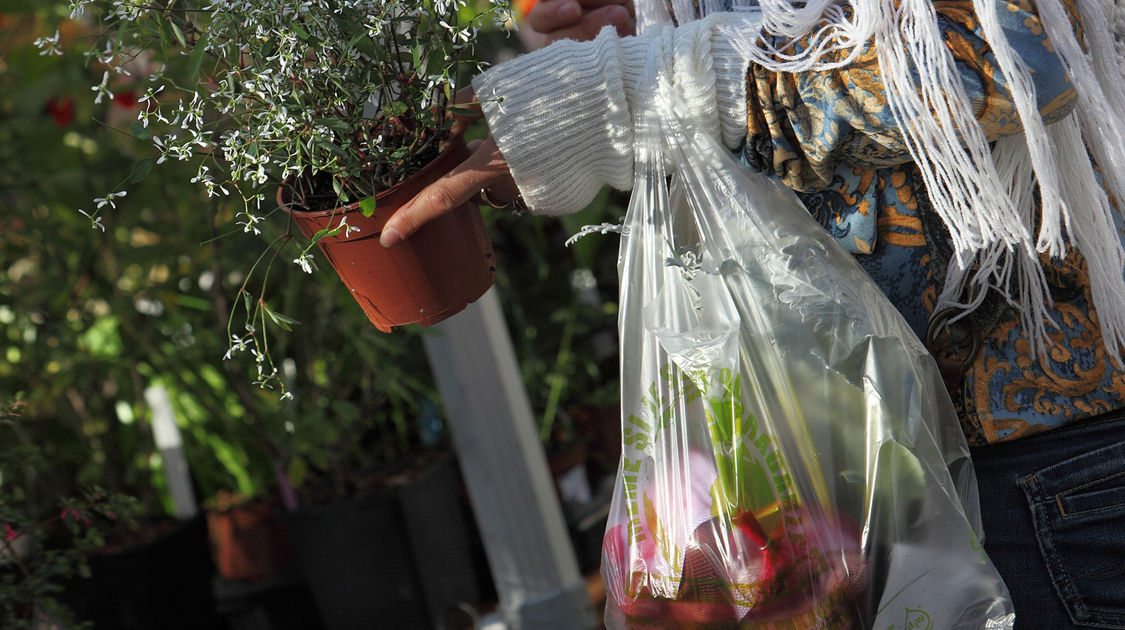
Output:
top-left (422, 287), bottom-right (598, 630)
top-left (145, 384), bottom-right (198, 520)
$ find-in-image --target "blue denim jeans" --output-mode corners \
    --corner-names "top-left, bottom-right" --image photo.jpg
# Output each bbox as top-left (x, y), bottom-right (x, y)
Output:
top-left (971, 411), bottom-right (1125, 629)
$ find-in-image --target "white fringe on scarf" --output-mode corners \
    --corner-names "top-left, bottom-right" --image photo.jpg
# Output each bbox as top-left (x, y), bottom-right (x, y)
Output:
top-left (635, 0), bottom-right (1125, 363)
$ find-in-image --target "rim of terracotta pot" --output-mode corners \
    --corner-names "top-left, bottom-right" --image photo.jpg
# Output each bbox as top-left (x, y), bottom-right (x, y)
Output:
top-left (276, 134), bottom-right (471, 239)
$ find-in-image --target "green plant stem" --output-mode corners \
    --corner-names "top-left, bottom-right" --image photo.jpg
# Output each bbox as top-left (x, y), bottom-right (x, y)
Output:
top-left (539, 302), bottom-right (578, 443)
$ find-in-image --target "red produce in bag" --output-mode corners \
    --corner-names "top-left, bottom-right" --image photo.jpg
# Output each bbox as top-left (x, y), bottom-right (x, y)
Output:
top-left (599, 11), bottom-right (1015, 629)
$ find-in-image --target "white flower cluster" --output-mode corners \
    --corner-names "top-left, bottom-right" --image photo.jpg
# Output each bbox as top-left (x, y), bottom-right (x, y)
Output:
top-left (51, 0), bottom-right (510, 233)
top-left (223, 323), bottom-right (284, 396)
top-left (33, 30), bottom-right (63, 56)
top-left (67, 0), bottom-right (94, 18)
top-left (292, 216), bottom-right (358, 272)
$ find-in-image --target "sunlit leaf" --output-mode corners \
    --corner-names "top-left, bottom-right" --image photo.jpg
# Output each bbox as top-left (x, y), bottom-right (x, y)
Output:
top-left (167, 21), bottom-right (185, 47)
top-left (175, 294), bottom-right (211, 311)
top-left (261, 303), bottom-right (299, 331)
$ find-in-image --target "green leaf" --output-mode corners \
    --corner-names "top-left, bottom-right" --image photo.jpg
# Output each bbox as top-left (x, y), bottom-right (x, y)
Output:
top-left (170, 21), bottom-right (188, 48)
top-left (347, 31), bottom-right (368, 50)
top-left (203, 432), bottom-right (255, 497)
top-left (80, 316), bottom-right (123, 359)
top-left (287, 457), bottom-right (308, 489)
top-left (0, 0), bottom-right (35, 11)
top-left (130, 121), bottom-right (151, 141)
top-left (358, 197), bottom-right (376, 218)
top-left (317, 118), bottom-right (352, 133)
top-left (262, 304), bottom-right (300, 331)
top-left (309, 224), bottom-right (345, 243)
top-left (411, 44), bottom-right (421, 72)
top-left (425, 53), bottom-right (446, 78)
top-left (158, 20), bottom-right (173, 53)
top-left (175, 295), bottom-right (212, 311)
top-left (316, 139), bottom-right (348, 159)
top-left (0, 0), bottom-right (39, 11)
top-left (128, 158), bottom-right (152, 183)
top-left (331, 177), bottom-right (346, 202)
top-left (188, 34), bottom-right (208, 78)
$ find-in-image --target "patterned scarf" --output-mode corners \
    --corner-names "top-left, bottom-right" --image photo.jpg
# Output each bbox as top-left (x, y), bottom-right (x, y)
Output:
top-left (640, 0), bottom-right (1125, 363)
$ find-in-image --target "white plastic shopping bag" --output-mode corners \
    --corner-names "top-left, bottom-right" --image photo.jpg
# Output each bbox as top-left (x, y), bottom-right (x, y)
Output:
top-left (600, 20), bottom-right (1016, 629)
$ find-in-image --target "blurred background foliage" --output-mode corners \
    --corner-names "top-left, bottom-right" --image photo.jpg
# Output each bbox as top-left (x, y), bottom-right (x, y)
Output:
top-left (0, 0), bottom-right (622, 533)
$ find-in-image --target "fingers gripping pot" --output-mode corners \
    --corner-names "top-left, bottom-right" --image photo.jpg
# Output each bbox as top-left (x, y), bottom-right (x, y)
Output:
top-left (279, 135), bottom-right (495, 332)
top-left (600, 20), bottom-right (1016, 630)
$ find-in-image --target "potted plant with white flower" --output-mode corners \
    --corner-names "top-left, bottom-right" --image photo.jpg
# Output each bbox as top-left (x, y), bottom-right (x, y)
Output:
top-left (45, 0), bottom-right (508, 392)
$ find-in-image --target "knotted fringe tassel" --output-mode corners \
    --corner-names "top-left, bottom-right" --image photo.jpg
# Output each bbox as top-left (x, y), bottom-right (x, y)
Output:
top-left (1049, 114), bottom-right (1125, 366)
top-left (869, 0), bottom-right (1125, 363)
top-left (986, 113), bottom-right (1125, 367)
top-left (972, 0), bottom-right (1068, 257)
top-left (727, 0), bottom-right (875, 73)
top-left (972, 135), bottom-right (1054, 357)
top-left (1039, 0), bottom-right (1125, 363)
top-left (870, 0), bottom-right (1062, 358)
top-left (872, 0), bottom-right (1033, 256)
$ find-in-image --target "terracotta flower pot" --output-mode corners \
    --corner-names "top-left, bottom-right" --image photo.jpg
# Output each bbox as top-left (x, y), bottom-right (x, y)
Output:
top-left (206, 500), bottom-right (292, 582)
top-left (279, 136), bottom-right (495, 332)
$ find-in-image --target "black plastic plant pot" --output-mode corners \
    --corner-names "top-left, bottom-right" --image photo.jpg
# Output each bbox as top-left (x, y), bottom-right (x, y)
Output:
top-left (63, 514), bottom-right (220, 630)
top-left (282, 452), bottom-right (481, 630)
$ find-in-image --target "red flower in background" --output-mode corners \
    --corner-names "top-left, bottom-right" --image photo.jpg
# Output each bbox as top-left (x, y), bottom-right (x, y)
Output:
top-left (514, 0), bottom-right (538, 18)
top-left (112, 89), bottom-right (138, 109)
top-left (44, 96), bottom-right (75, 128)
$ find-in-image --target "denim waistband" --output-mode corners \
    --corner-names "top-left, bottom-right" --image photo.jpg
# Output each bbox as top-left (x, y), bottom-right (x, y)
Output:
top-left (969, 408), bottom-right (1125, 475)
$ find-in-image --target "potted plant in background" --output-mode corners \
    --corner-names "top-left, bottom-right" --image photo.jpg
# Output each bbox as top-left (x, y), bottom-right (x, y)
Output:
top-left (0, 398), bottom-right (139, 630)
top-left (1, 13), bottom-right (245, 628)
top-left (50, 0), bottom-right (510, 392)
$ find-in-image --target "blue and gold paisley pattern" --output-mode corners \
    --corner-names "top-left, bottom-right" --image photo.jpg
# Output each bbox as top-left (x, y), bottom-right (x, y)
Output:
top-left (737, 0), bottom-right (1125, 445)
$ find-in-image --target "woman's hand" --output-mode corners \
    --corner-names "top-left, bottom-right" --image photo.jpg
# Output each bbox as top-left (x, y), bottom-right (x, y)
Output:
top-left (520, 0), bottom-right (635, 48)
top-left (380, 134), bottom-right (517, 248)
top-left (382, 0), bottom-right (638, 250)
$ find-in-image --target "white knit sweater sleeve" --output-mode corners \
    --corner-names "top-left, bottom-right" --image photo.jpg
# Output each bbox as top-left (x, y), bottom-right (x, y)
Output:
top-left (472, 12), bottom-right (754, 216)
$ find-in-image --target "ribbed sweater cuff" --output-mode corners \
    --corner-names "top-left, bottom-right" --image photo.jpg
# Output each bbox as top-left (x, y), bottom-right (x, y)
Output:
top-left (473, 28), bottom-right (633, 216)
top-left (473, 13), bottom-right (754, 216)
